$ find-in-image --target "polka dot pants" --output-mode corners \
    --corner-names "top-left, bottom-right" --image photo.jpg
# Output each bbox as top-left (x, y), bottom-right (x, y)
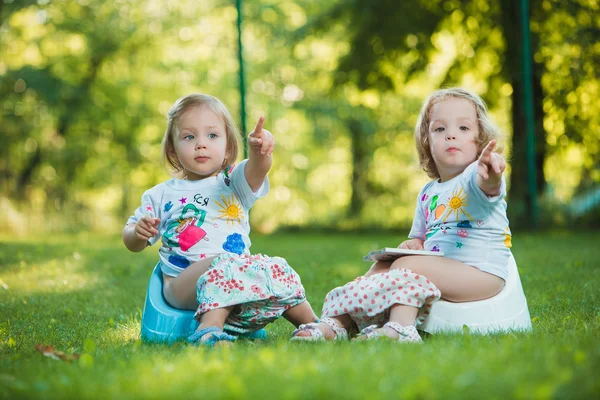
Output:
top-left (321, 268), bottom-right (441, 331)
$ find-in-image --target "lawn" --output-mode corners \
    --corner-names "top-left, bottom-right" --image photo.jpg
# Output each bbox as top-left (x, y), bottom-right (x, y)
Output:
top-left (1, 230), bottom-right (599, 399)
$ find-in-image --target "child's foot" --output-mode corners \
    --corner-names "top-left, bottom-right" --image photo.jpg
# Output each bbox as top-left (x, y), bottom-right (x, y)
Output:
top-left (290, 317), bottom-right (348, 342)
top-left (355, 322), bottom-right (422, 343)
top-left (187, 326), bottom-right (237, 347)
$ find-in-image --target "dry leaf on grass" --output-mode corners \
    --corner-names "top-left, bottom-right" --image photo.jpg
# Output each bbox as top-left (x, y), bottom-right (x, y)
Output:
top-left (34, 344), bottom-right (81, 362)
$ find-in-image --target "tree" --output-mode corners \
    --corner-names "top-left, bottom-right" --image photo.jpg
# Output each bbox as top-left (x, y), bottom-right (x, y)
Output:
top-left (296, 0), bottom-right (599, 228)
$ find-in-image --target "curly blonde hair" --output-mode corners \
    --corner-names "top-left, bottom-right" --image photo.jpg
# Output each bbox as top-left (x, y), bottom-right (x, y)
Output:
top-left (161, 94), bottom-right (240, 178)
top-left (414, 88), bottom-right (503, 179)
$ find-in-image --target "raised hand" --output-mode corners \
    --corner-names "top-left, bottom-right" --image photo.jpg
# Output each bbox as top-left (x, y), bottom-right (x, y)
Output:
top-left (476, 140), bottom-right (506, 196)
top-left (247, 116), bottom-right (275, 156)
top-left (135, 215), bottom-right (160, 241)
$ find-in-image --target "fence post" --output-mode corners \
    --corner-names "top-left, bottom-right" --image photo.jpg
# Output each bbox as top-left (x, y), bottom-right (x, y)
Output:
top-left (236, 0), bottom-right (247, 158)
top-left (520, 0), bottom-right (538, 227)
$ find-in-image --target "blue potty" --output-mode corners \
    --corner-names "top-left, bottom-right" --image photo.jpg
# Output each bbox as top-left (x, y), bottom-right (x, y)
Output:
top-left (141, 263), bottom-right (267, 343)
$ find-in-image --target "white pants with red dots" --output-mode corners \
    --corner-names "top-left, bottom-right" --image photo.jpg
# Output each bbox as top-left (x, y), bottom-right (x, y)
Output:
top-left (321, 268), bottom-right (441, 331)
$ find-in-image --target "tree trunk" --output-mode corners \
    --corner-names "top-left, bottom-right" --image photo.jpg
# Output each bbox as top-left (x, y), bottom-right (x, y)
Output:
top-left (347, 118), bottom-right (368, 219)
top-left (501, 0), bottom-right (546, 228)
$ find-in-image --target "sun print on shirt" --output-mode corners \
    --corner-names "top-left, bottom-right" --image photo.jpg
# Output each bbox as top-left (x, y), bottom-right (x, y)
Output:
top-left (215, 194), bottom-right (244, 226)
top-left (442, 187), bottom-right (473, 222)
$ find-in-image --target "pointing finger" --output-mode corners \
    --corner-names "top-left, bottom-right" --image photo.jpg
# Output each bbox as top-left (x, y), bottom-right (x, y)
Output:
top-left (478, 140), bottom-right (496, 166)
top-left (252, 116), bottom-right (265, 137)
top-left (481, 140), bottom-right (495, 158)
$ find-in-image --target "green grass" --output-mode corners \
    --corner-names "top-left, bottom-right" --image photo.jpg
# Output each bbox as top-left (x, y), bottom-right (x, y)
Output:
top-left (1, 231), bottom-right (599, 399)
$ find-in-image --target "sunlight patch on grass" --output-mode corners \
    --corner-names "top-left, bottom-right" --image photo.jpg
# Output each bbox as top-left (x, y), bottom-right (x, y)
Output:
top-left (0, 256), bottom-right (101, 295)
top-left (99, 317), bottom-right (142, 345)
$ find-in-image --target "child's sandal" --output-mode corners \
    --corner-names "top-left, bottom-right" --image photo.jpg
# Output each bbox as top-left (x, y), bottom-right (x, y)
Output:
top-left (383, 322), bottom-right (423, 343)
top-left (359, 322), bottom-right (423, 343)
top-left (290, 317), bottom-right (348, 342)
top-left (357, 322), bottom-right (422, 343)
top-left (187, 326), bottom-right (237, 347)
top-left (356, 324), bottom-right (381, 339)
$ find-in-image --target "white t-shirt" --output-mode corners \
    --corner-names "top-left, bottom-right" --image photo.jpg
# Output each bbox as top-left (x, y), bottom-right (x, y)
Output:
top-left (408, 161), bottom-right (512, 280)
top-left (126, 160), bottom-right (269, 277)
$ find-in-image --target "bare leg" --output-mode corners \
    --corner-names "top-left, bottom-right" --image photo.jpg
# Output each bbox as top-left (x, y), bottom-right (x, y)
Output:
top-left (390, 255), bottom-right (505, 302)
top-left (282, 301), bottom-right (319, 328)
top-left (359, 255), bottom-right (504, 340)
top-left (197, 307), bottom-right (233, 331)
top-left (162, 256), bottom-right (218, 310)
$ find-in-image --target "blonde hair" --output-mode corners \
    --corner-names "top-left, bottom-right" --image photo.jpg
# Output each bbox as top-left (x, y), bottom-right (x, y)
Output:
top-left (161, 93), bottom-right (240, 178)
top-left (414, 88), bottom-right (503, 179)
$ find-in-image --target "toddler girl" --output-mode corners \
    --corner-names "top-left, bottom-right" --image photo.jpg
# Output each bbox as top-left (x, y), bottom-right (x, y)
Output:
top-left (292, 88), bottom-right (512, 342)
top-left (123, 94), bottom-right (317, 346)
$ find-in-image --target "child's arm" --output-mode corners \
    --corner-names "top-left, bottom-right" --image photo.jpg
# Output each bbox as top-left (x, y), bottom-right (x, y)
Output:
top-left (399, 238), bottom-right (425, 250)
top-left (476, 140), bottom-right (506, 196)
top-left (122, 215), bottom-right (160, 252)
top-left (245, 116), bottom-right (274, 192)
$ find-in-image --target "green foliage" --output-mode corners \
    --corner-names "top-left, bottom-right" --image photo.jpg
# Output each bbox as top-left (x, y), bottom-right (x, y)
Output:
top-left (0, 0), bottom-right (598, 234)
top-left (0, 231), bottom-right (599, 398)
top-left (296, 0), bottom-right (599, 226)
top-left (533, 0), bottom-right (600, 195)
top-left (298, 0), bottom-right (443, 90)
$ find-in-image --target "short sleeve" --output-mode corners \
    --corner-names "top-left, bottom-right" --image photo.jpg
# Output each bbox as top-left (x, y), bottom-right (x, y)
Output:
top-left (229, 159), bottom-right (270, 210)
top-left (126, 187), bottom-right (163, 246)
top-left (408, 190), bottom-right (427, 241)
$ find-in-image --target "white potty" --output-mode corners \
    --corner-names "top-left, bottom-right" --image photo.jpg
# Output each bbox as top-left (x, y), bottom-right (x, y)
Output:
top-left (421, 254), bottom-right (532, 334)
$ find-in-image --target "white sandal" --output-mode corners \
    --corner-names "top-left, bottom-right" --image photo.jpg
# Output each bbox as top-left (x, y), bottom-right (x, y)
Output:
top-left (290, 317), bottom-right (348, 342)
top-left (358, 322), bottom-right (422, 343)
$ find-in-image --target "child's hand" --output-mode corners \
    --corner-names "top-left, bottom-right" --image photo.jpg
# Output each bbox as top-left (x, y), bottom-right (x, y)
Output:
top-left (135, 215), bottom-right (160, 241)
top-left (248, 116), bottom-right (274, 156)
top-left (399, 238), bottom-right (424, 250)
top-left (476, 140), bottom-right (506, 196)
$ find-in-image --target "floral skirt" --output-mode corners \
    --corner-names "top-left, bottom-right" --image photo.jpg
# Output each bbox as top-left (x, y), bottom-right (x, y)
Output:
top-left (195, 253), bottom-right (306, 334)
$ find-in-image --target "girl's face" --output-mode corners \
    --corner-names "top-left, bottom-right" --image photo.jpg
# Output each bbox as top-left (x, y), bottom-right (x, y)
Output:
top-left (428, 97), bottom-right (480, 182)
top-left (173, 105), bottom-right (228, 180)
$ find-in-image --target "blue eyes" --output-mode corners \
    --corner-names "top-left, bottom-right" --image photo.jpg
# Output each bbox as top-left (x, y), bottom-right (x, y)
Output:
top-left (182, 133), bottom-right (218, 140)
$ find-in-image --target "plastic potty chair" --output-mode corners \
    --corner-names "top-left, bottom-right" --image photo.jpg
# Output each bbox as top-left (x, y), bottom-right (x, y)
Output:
top-left (141, 264), bottom-right (267, 343)
top-left (421, 254), bottom-right (532, 334)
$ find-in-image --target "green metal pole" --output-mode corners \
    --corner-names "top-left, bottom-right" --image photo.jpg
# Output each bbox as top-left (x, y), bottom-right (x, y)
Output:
top-left (520, 0), bottom-right (538, 227)
top-left (236, 0), bottom-right (248, 158)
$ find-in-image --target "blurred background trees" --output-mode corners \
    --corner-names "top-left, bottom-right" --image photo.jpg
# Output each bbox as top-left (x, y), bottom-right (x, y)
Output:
top-left (1, 0), bottom-right (598, 235)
